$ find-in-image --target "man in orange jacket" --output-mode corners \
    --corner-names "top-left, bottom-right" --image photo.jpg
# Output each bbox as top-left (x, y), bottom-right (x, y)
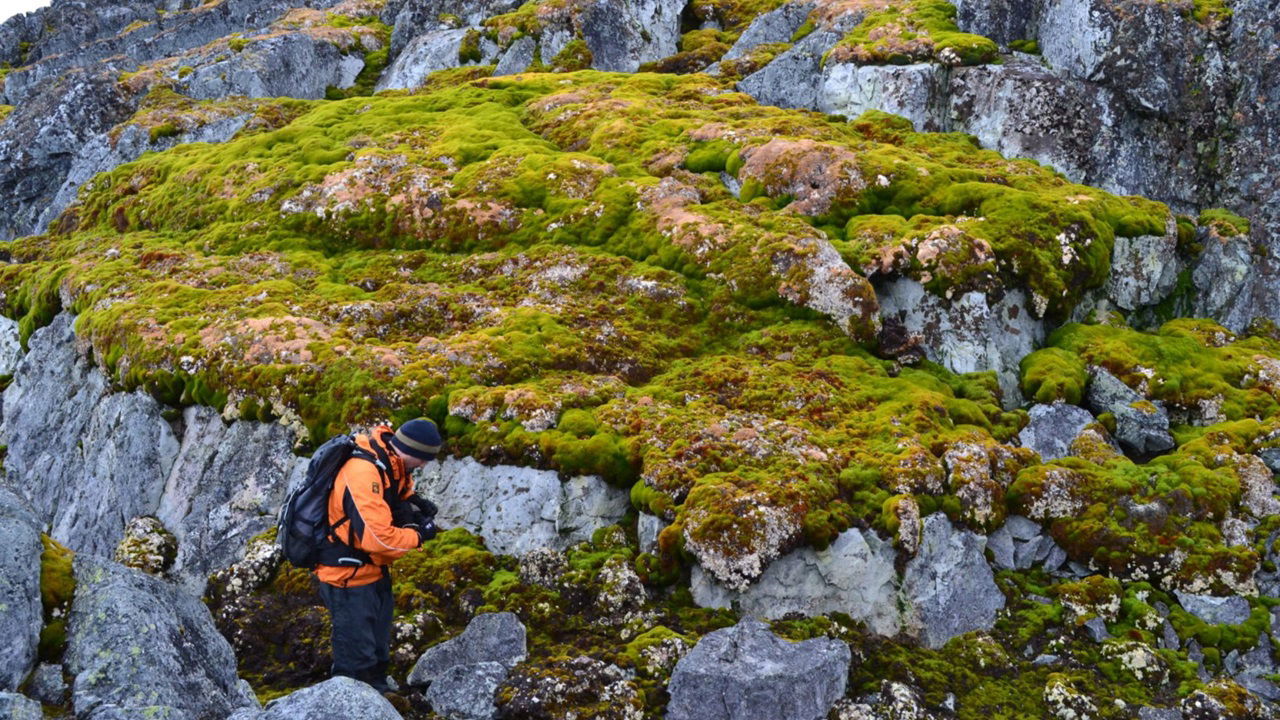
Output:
top-left (315, 418), bottom-right (442, 693)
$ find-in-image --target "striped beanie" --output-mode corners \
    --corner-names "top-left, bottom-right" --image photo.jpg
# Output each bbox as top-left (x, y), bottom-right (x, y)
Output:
top-left (390, 418), bottom-right (442, 461)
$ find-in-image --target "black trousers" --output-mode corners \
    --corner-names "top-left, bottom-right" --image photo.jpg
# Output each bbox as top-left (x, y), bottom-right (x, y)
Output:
top-left (316, 572), bottom-right (393, 678)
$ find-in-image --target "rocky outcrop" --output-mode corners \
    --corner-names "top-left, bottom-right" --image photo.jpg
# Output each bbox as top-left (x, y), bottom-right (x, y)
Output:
top-left (902, 513), bottom-right (1005, 649)
top-left (876, 278), bottom-right (1043, 407)
top-left (0, 488), bottom-right (42, 692)
top-left (691, 527), bottom-right (900, 636)
top-left (2, 314), bottom-right (179, 558)
top-left (419, 456), bottom-right (629, 556)
top-left (1105, 216), bottom-right (1182, 312)
top-left (158, 405), bottom-right (301, 594)
top-left (65, 555), bottom-right (257, 720)
top-left (1, 314), bottom-right (296, 591)
top-left (666, 617), bottom-right (850, 720)
top-left (0, 68), bottom-right (136, 241)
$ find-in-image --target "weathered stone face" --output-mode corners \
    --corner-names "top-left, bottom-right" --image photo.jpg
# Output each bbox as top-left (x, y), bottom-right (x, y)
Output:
top-left (666, 617), bottom-right (850, 720)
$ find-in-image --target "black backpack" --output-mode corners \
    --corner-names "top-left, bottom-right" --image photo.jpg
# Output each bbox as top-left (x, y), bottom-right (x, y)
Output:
top-left (278, 434), bottom-right (387, 570)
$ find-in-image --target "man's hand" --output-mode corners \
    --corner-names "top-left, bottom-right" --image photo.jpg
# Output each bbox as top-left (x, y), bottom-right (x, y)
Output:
top-left (407, 495), bottom-right (438, 520)
top-left (402, 517), bottom-right (437, 546)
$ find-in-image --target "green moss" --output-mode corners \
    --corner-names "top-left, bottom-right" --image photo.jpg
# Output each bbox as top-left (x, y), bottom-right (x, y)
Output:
top-left (149, 122), bottom-right (181, 142)
top-left (824, 0), bottom-right (999, 67)
top-left (459, 28), bottom-right (484, 64)
top-left (550, 37), bottom-right (593, 71)
top-left (1020, 347), bottom-right (1087, 404)
top-left (1008, 39), bottom-right (1040, 54)
top-left (228, 34), bottom-right (249, 52)
top-left (1197, 208), bottom-right (1250, 237)
top-left (39, 535), bottom-right (75, 662)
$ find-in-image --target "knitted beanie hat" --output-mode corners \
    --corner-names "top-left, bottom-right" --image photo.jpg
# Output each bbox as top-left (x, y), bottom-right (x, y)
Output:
top-left (390, 418), bottom-right (442, 461)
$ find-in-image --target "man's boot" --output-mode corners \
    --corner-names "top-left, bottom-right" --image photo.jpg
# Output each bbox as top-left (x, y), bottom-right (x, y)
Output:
top-left (357, 666), bottom-right (392, 694)
top-left (373, 661), bottom-right (399, 693)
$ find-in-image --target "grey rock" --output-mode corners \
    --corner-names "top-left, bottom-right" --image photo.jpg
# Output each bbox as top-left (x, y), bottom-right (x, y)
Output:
top-left (1138, 708), bottom-right (1183, 720)
top-left (666, 617), bottom-right (850, 720)
top-left (1085, 367), bottom-right (1174, 456)
top-left (737, 30), bottom-right (842, 110)
top-left (1083, 616), bottom-right (1111, 642)
top-left (65, 555), bottom-right (256, 720)
top-left (157, 405), bottom-right (296, 595)
top-left (1043, 544), bottom-right (1068, 573)
top-left (951, 0), bottom-right (1036, 45)
top-left (0, 316), bottom-right (21, 377)
top-left (1259, 448), bottom-right (1280, 474)
top-left (876, 278), bottom-right (1043, 408)
top-left (1032, 654), bottom-right (1060, 666)
top-left (1238, 673), bottom-right (1280, 703)
top-left (1005, 515), bottom-right (1042, 541)
top-left (1160, 620), bottom-right (1180, 650)
top-left (0, 693), bottom-right (41, 720)
top-left (722, 2), bottom-right (815, 61)
top-left (637, 512), bottom-right (668, 555)
top-left (377, 28), bottom-right (498, 91)
top-left (1225, 648), bottom-right (1242, 675)
top-left (0, 487), bottom-right (42, 691)
top-left (986, 524), bottom-right (1015, 570)
top-left (1237, 635), bottom-right (1275, 676)
top-left (28, 662), bottom-right (68, 706)
top-left (425, 661), bottom-right (507, 720)
top-left (1175, 591), bottom-right (1251, 625)
top-left (902, 513), bottom-right (1005, 649)
top-left (418, 456), bottom-right (628, 555)
top-left (408, 612), bottom-right (527, 687)
top-left (493, 35), bottom-right (535, 76)
top-left (0, 67), bottom-right (136, 241)
top-left (1106, 216), bottom-right (1181, 311)
top-left (2, 314), bottom-right (179, 558)
top-left (690, 527), bottom-right (901, 636)
top-left (1193, 228), bottom-right (1261, 330)
top-left (262, 677), bottom-right (400, 720)
top-left (1018, 403), bottom-right (1098, 462)
top-left (819, 63), bottom-right (948, 131)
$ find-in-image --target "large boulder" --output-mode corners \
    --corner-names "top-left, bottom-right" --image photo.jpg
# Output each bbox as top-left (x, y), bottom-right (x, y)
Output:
top-left (257, 677), bottom-right (401, 720)
top-left (0, 487), bottom-right (43, 691)
top-left (418, 456), bottom-right (628, 555)
top-left (427, 661), bottom-right (509, 720)
top-left (1105, 216), bottom-right (1181, 311)
top-left (408, 612), bottom-right (527, 687)
top-left (65, 556), bottom-right (257, 720)
top-left (1084, 366), bottom-right (1175, 456)
top-left (690, 527), bottom-right (900, 636)
top-left (876, 278), bottom-right (1043, 408)
top-left (819, 63), bottom-right (947, 131)
top-left (901, 513), bottom-right (1005, 649)
top-left (2, 314), bottom-right (179, 557)
top-left (157, 405), bottom-right (298, 594)
top-left (666, 617), bottom-right (850, 720)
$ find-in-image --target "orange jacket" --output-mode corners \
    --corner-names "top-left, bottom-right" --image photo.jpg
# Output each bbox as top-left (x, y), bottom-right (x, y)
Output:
top-left (316, 426), bottom-right (421, 587)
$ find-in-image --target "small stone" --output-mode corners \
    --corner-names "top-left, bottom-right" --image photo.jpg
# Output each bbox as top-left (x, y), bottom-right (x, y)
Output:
top-left (409, 612), bottom-right (527, 688)
top-left (986, 525), bottom-right (1015, 570)
top-left (1033, 654), bottom-right (1060, 666)
top-left (1005, 515), bottom-right (1042, 541)
top-left (1160, 620), bottom-right (1180, 650)
top-left (28, 663), bottom-right (68, 705)
top-left (1175, 591), bottom-right (1251, 625)
top-left (1083, 616), bottom-right (1112, 642)
top-left (425, 661), bottom-right (507, 720)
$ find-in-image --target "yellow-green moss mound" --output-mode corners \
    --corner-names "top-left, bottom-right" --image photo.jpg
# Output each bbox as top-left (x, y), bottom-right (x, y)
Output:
top-left (2, 70), bottom-right (1174, 583)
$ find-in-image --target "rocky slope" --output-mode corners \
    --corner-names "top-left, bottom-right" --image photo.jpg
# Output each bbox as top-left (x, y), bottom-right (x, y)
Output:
top-left (0, 0), bottom-right (1279, 718)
